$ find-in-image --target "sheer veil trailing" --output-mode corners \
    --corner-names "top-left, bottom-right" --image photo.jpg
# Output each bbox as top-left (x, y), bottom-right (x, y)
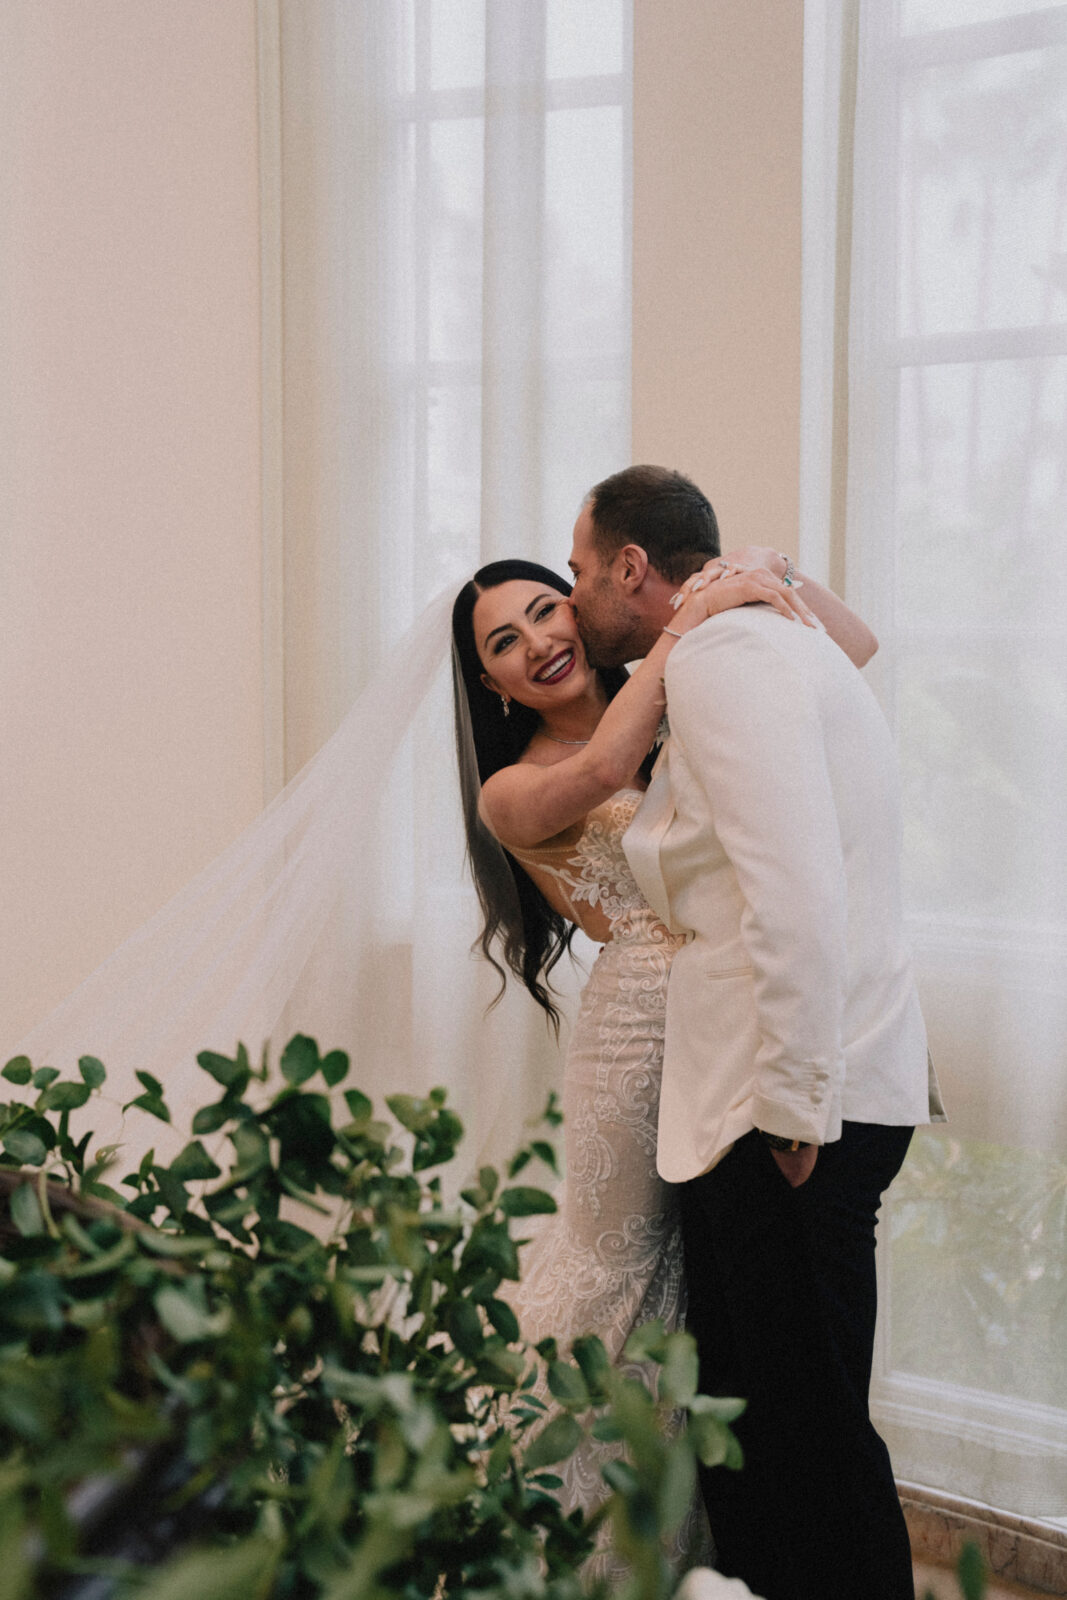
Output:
top-left (10, 586), bottom-right (575, 1179)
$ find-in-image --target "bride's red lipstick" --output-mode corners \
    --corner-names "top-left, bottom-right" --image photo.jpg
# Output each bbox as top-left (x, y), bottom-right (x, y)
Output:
top-left (534, 649), bottom-right (576, 685)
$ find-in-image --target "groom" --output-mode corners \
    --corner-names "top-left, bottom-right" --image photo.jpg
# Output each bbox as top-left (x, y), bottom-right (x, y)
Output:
top-left (568, 465), bottom-right (941, 1600)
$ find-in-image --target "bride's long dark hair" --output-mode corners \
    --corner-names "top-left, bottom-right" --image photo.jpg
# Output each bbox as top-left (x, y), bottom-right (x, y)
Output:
top-left (451, 560), bottom-right (629, 1029)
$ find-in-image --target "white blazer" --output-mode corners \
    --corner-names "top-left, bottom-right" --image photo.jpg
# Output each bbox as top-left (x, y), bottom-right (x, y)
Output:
top-left (623, 605), bottom-right (941, 1185)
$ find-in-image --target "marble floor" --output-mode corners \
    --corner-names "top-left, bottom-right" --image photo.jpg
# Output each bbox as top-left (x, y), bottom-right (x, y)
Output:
top-left (914, 1559), bottom-right (1048, 1599)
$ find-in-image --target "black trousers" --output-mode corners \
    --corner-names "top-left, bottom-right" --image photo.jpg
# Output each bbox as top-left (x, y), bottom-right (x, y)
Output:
top-left (679, 1121), bottom-right (915, 1600)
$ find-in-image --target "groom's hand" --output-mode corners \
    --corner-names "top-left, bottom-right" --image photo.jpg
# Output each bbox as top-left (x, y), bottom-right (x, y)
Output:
top-left (770, 1145), bottom-right (819, 1187)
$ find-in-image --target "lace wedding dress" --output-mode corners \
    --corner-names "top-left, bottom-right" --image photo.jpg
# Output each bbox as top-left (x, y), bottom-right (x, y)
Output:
top-left (509, 788), bottom-right (710, 1568)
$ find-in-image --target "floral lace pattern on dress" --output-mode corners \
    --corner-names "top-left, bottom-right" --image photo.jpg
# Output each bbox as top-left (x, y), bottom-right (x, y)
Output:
top-left (512, 789), bottom-right (681, 950)
top-left (506, 791), bottom-right (709, 1575)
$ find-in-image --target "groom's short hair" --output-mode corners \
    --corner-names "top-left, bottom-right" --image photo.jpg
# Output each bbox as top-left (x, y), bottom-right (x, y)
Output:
top-left (585, 464), bottom-right (720, 585)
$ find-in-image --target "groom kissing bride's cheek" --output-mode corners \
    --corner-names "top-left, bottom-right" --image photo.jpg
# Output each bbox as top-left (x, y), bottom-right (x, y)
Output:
top-left (456, 463), bottom-right (942, 1599)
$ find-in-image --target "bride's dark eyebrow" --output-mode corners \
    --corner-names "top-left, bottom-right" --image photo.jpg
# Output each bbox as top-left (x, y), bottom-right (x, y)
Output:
top-left (482, 593), bottom-right (558, 649)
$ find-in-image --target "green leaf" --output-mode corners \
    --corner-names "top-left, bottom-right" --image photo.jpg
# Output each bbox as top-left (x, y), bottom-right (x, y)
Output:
top-left (32, 1067), bottom-right (60, 1089)
top-left (1, 1057), bottom-right (32, 1085)
top-left (485, 1296), bottom-right (520, 1343)
top-left (658, 1332), bottom-right (699, 1406)
top-left (688, 1409), bottom-right (740, 1470)
top-left (36, 1079), bottom-right (91, 1112)
top-left (461, 1219), bottom-right (520, 1281)
top-left (476, 1345), bottom-right (525, 1386)
top-left (602, 1458), bottom-right (639, 1495)
top-left (0, 1489), bottom-right (32, 1600)
top-left (2, 1271), bottom-right (64, 1331)
top-left (202, 1190), bottom-right (253, 1240)
top-left (447, 1298), bottom-right (485, 1359)
top-left (688, 1393), bottom-right (747, 1424)
top-left (387, 1093), bottom-right (432, 1133)
top-left (10, 1182), bottom-right (44, 1237)
top-left (623, 1318), bottom-right (667, 1364)
top-left (135, 1070), bottom-right (165, 1098)
top-left (530, 1140), bottom-right (559, 1174)
top-left (280, 1033), bottom-right (319, 1086)
top-left (411, 1106), bottom-right (463, 1170)
top-left (78, 1055), bottom-right (107, 1089)
top-left (958, 1542), bottom-right (987, 1600)
top-left (58, 1236), bottom-right (136, 1280)
top-left (268, 1093), bottom-right (334, 1162)
top-left (344, 1088), bottom-right (373, 1123)
top-left (196, 1047), bottom-right (248, 1088)
top-left (154, 1285), bottom-right (231, 1343)
top-left (128, 1535), bottom-right (279, 1600)
top-left (547, 1360), bottom-right (590, 1409)
top-left (498, 1186), bottom-right (557, 1218)
top-left (320, 1049), bottom-right (349, 1087)
top-left (478, 1165), bottom-right (499, 1201)
top-left (657, 1438), bottom-right (698, 1534)
top-left (11, 1115), bottom-right (56, 1154)
top-left (191, 1099), bottom-right (234, 1135)
top-left (523, 1411), bottom-right (583, 1471)
top-left (527, 1472), bottom-right (564, 1490)
top-left (125, 1092), bottom-right (172, 1125)
top-left (572, 1335), bottom-right (612, 1400)
top-left (486, 1430), bottom-right (513, 1484)
top-left (2, 1130), bottom-right (48, 1167)
top-left (591, 1414), bottom-right (624, 1443)
top-left (167, 1140), bottom-right (222, 1182)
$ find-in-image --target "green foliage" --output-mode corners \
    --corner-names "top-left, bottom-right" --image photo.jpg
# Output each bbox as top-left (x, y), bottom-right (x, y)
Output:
top-left (0, 1037), bottom-right (742, 1599)
top-left (921, 1541), bottom-right (988, 1600)
top-left (889, 1130), bottom-right (1067, 1408)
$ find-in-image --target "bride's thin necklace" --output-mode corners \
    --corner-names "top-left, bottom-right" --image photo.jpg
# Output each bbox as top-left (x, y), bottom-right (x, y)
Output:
top-left (540, 730), bottom-right (591, 745)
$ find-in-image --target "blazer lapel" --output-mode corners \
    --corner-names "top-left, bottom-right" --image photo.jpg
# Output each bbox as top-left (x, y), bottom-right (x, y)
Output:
top-left (622, 745), bottom-right (682, 931)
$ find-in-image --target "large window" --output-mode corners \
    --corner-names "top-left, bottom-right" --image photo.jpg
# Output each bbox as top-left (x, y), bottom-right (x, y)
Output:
top-left (270, 0), bottom-right (632, 1168)
top-left (806, 0), bottom-right (1067, 1517)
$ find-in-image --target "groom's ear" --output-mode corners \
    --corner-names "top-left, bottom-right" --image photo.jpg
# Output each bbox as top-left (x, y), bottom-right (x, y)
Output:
top-left (617, 543), bottom-right (650, 592)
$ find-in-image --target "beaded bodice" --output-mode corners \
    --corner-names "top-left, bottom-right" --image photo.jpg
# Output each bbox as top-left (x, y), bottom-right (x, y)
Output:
top-left (509, 789), bottom-right (683, 949)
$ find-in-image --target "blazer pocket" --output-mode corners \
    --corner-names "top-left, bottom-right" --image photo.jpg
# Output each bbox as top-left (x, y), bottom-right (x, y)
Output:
top-left (706, 964), bottom-right (753, 980)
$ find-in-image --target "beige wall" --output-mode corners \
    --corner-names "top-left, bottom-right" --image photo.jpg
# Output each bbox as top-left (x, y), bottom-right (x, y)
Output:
top-left (0, 1), bottom-right (807, 1046)
top-left (633, 0), bottom-right (804, 555)
top-left (0, 1), bottom-right (264, 1042)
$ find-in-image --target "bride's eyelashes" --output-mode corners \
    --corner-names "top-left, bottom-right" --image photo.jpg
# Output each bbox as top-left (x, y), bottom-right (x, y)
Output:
top-left (489, 600), bottom-right (562, 657)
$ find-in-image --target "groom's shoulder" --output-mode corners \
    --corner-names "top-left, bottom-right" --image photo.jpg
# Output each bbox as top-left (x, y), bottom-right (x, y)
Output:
top-left (667, 603), bottom-right (807, 672)
top-left (665, 603), bottom-right (860, 708)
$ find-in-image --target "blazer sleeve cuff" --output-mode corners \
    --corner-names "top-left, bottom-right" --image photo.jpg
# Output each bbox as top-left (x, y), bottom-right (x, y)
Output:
top-left (750, 1086), bottom-right (842, 1148)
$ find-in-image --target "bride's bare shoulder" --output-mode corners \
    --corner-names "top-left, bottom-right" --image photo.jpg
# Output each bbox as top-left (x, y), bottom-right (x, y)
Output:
top-left (478, 757), bottom-right (587, 852)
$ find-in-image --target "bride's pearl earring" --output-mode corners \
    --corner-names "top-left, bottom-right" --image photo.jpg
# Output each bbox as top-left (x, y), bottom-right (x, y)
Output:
top-left (500, 695), bottom-right (511, 718)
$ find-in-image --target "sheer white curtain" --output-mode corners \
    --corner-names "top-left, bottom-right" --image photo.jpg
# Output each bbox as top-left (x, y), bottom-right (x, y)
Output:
top-left (804, 0), bottom-right (1067, 1518)
top-left (266, 0), bottom-right (633, 1168)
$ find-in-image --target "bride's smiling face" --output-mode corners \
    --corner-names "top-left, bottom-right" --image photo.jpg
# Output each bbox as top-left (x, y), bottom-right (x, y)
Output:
top-left (473, 580), bottom-right (595, 712)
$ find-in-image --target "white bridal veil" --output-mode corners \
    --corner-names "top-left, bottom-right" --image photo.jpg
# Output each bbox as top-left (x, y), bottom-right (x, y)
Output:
top-left (10, 586), bottom-right (576, 1179)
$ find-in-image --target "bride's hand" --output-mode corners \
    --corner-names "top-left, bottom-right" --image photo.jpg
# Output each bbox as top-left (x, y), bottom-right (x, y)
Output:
top-left (668, 557), bottom-right (820, 631)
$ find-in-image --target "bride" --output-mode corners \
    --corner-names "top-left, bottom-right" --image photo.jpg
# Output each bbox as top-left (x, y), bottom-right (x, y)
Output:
top-left (448, 546), bottom-right (876, 1529)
